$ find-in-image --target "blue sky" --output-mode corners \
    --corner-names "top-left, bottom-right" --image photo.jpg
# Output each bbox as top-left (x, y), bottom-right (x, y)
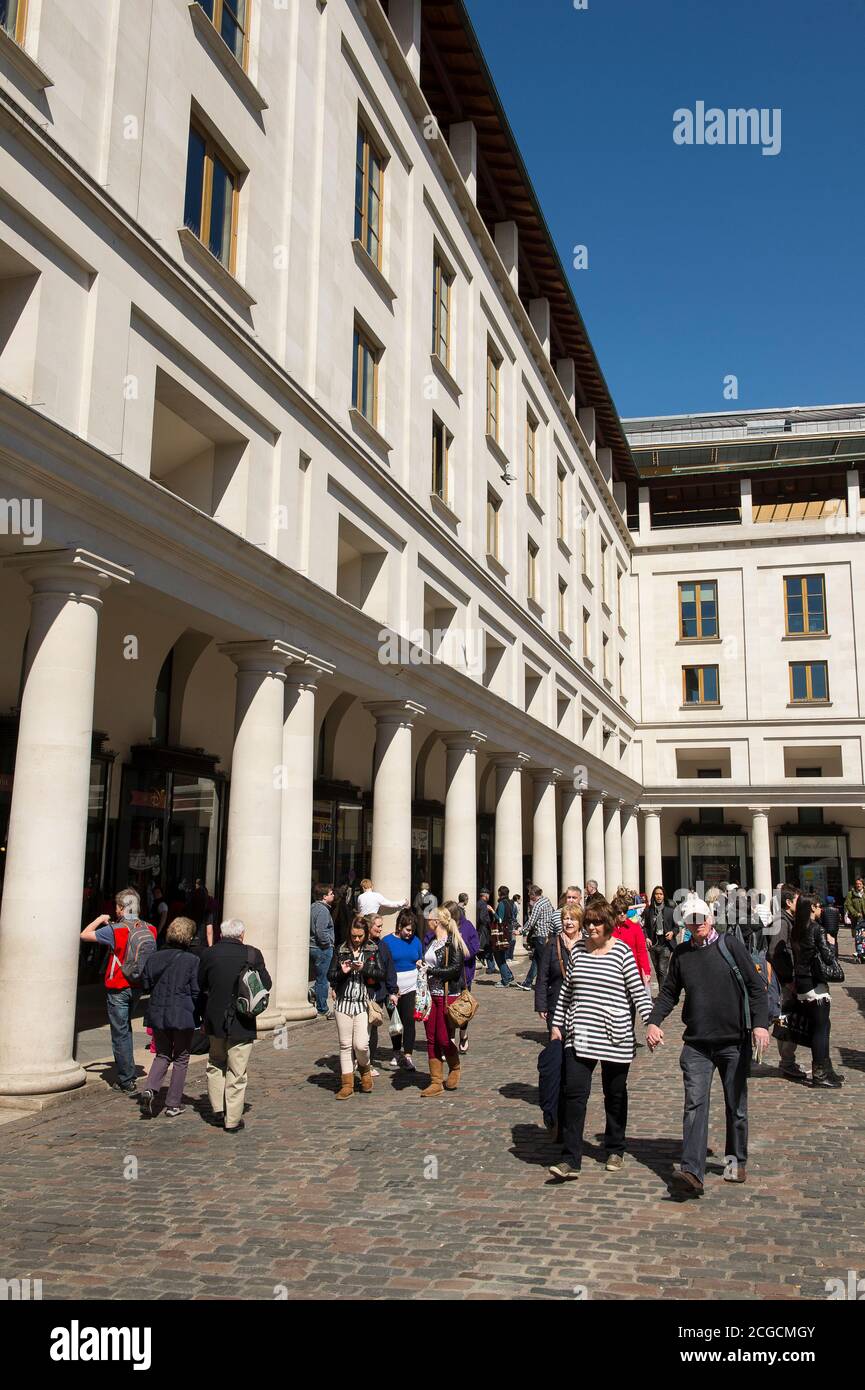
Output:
top-left (463, 0), bottom-right (865, 419)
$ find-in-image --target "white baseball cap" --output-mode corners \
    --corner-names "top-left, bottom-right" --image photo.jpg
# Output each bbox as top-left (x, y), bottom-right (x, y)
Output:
top-left (682, 898), bottom-right (713, 922)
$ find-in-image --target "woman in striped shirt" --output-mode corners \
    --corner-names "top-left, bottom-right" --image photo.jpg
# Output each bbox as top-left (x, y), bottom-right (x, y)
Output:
top-left (328, 916), bottom-right (382, 1099)
top-left (549, 901), bottom-right (653, 1180)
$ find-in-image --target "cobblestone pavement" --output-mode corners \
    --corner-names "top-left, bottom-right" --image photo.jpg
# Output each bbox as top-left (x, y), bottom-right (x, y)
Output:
top-left (1, 956), bottom-right (864, 1301)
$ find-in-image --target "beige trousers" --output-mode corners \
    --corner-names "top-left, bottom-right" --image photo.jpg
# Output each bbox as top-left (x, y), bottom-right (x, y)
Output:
top-left (206, 1037), bottom-right (253, 1129)
top-left (336, 1010), bottom-right (370, 1073)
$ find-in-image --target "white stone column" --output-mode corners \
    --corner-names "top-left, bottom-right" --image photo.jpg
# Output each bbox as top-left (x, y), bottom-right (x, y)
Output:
top-left (366, 701), bottom-right (425, 913)
top-left (221, 640), bottom-right (293, 1031)
top-left (560, 785), bottom-right (584, 894)
top-left (621, 802), bottom-right (640, 892)
top-left (493, 754), bottom-right (529, 896)
top-left (531, 768), bottom-right (559, 901)
top-left (0, 550), bottom-right (132, 1095)
top-left (642, 806), bottom-right (663, 895)
top-left (583, 792), bottom-right (607, 896)
top-left (276, 657), bottom-right (333, 1022)
top-left (604, 799), bottom-right (624, 895)
top-left (750, 806), bottom-right (772, 908)
top-left (443, 731), bottom-right (486, 909)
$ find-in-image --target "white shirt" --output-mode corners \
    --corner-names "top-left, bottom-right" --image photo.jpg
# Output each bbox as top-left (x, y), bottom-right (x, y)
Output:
top-left (357, 890), bottom-right (404, 916)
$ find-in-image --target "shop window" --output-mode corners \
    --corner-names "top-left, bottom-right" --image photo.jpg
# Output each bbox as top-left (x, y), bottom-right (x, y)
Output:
top-left (679, 580), bottom-right (718, 639)
top-left (183, 120), bottom-right (240, 271)
top-left (784, 574), bottom-right (827, 635)
top-left (789, 661), bottom-right (829, 703)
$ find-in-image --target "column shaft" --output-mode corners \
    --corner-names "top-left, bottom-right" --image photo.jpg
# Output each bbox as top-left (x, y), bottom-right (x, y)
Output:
top-left (642, 809), bottom-right (663, 895)
top-left (443, 733), bottom-right (485, 909)
top-left (531, 771), bottom-right (559, 901)
top-left (367, 702), bottom-right (425, 918)
top-left (604, 801), bottom-right (623, 895)
top-left (621, 804), bottom-right (640, 892)
top-left (493, 757), bottom-right (527, 896)
top-left (750, 807), bottom-right (772, 907)
top-left (560, 787), bottom-right (584, 894)
top-left (584, 794), bottom-right (606, 896)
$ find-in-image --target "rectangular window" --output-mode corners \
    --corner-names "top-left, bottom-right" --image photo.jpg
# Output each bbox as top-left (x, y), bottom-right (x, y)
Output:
top-left (557, 463), bottom-right (566, 540)
top-left (618, 653), bottom-right (625, 697)
top-left (679, 579), bottom-right (719, 639)
top-left (526, 411), bottom-right (538, 498)
top-left (486, 344), bottom-right (501, 442)
top-left (617, 568), bottom-right (623, 620)
top-left (558, 578), bottom-right (567, 634)
top-left (527, 539), bottom-right (539, 602)
top-left (790, 661), bottom-right (829, 703)
top-left (352, 322), bottom-right (379, 426)
top-left (682, 665), bottom-right (720, 705)
top-left (486, 489), bottom-right (501, 560)
top-left (600, 537), bottom-right (610, 604)
top-left (355, 123), bottom-right (384, 268)
top-left (583, 608), bottom-right (591, 660)
top-left (432, 254), bottom-right (453, 368)
top-left (784, 574), bottom-right (827, 635)
top-left (431, 416), bottom-right (451, 500)
top-left (580, 506), bottom-right (589, 575)
top-left (1, 0), bottom-right (27, 43)
top-left (195, 0), bottom-right (250, 68)
top-left (183, 121), bottom-right (239, 270)
top-left (602, 634), bottom-right (610, 681)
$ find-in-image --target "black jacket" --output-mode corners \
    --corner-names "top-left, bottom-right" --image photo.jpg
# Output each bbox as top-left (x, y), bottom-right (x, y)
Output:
top-left (328, 942), bottom-right (382, 1003)
top-left (648, 936), bottom-right (768, 1045)
top-left (197, 940), bottom-right (271, 1041)
top-left (425, 941), bottom-right (465, 995)
top-left (792, 921), bottom-right (836, 996)
top-left (644, 902), bottom-right (676, 942)
top-left (534, 934), bottom-right (574, 1018)
top-left (142, 948), bottom-right (201, 1031)
top-left (821, 904), bottom-right (841, 938)
top-left (768, 909), bottom-right (796, 985)
top-left (368, 940), bottom-right (397, 1002)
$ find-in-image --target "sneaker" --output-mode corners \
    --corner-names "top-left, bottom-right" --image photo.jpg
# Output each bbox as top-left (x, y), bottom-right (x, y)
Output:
top-left (388, 1056), bottom-right (401, 1070)
top-left (779, 1059), bottom-right (807, 1080)
top-left (163, 1106), bottom-right (186, 1118)
top-left (325, 1010), bottom-right (336, 1021)
top-left (670, 1169), bottom-right (704, 1198)
top-left (139, 1088), bottom-right (155, 1118)
top-left (516, 982), bottom-right (532, 991)
top-left (402, 1056), bottom-right (415, 1071)
top-left (549, 1161), bottom-right (580, 1181)
top-left (723, 1165), bottom-right (747, 1183)
top-left (316, 1011), bottom-right (329, 1022)
top-left (605, 1153), bottom-right (625, 1172)
top-left (110, 1081), bottom-right (138, 1096)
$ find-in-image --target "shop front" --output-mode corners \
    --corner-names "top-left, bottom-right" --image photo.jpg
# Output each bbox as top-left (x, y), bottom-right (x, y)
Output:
top-left (679, 824), bottom-right (748, 892)
top-left (776, 828), bottom-right (850, 900)
top-left (311, 781), bottom-right (369, 890)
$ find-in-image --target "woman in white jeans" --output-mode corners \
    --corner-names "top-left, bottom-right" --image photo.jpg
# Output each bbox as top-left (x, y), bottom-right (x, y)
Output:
top-left (328, 916), bottom-right (382, 1099)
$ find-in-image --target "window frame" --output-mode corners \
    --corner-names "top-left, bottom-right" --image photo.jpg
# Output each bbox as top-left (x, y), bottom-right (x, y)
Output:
top-left (580, 505), bottom-right (589, 576)
top-left (355, 121), bottom-right (385, 270)
top-left (556, 462), bottom-right (566, 540)
top-left (527, 537), bottom-right (539, 603)
top-left (784, 574), bottom-right (827, 636)
top-left (682, 664), bottom-right (720, 706)
top-left (486, 343), bottom-right (502, 442)
top-left (525, 410), bottom-right (538, 498)
top-left (431, 414), bottom-right (451, 502)
top-left (196, 0), bottom-right (251, 71)
top-left (352, 321), bottom-right (380, 427)
top-left (1, 0), bottom-right (27, 44)
top-left (558, 577), bottom-right (568, 635)
top-left (789, 660), bottom-right (829, 704)
top-left (600, 536), bottom-right (610, 604)
top-left (184, 119), bottom-right (240, 272)
top-left (432, 252), bottom-right (453, 369)
top-left (486, 488), bottom-right (501, 561)
top-left (678, 579), bottom-right (719, 640)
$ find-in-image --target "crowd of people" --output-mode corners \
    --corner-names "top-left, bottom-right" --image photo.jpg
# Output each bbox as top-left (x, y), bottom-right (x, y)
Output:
top-left (76, 866), bottom-right (861, 1189)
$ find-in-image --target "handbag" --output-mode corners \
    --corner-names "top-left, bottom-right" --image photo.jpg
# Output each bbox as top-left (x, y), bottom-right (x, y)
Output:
top-left (414, 963), bottom-right (432, 1022)
top-left (815, 950), bottom-right (845, 985)
top-left (772, 1001), bottom-right (815, 1046)
top-left (441, 945), bottom-right (479, 1028)
top-left (366, 996), bottom-right (384, 1026)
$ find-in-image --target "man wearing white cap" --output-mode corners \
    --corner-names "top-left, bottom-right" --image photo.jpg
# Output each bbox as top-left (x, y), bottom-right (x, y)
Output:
top-left (646, 898), bottom-right (769, 1197)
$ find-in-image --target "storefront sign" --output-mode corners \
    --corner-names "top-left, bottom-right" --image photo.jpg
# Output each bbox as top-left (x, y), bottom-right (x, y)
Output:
top-left (785, 836), bottom-right (840, 857)
top-left (687, 836), bottom-right (738, 856)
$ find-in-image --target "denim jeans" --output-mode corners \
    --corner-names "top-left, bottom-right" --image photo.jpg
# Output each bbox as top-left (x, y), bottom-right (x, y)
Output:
top-left (522, 943), bottom-right (544, 988)
top-left (680, 1040), bottom-right (750, 1182)
top-left (106, 987), bottom-right (137, 1088)
top-left (493, 949), bottom-right (513, 985)
top-left (310, 945), bottom-right (333, 1014)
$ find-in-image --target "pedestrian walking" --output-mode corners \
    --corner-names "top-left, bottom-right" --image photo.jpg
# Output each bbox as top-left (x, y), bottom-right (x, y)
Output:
top-left (198, 919), bottom-right (272, 1134)
top-left (790, 893), bottom-right (844, 1088)
top-left (548, 901), bottom-right (653, 1180)
top-left (767, 883), bottom-right (807, 1080)
top-left (536, 906), bottom-right (583, 1139)
top-left (139, 916), bottom-right (201, 1118)
top-left (328, 916), bottom-right (382, 1099)
top-left (80, 888), bottom-right (158, 1096)
top-left (646, 898), bottom-right (769, 1196)
top-left (509, 893), bottom-right (522, 959)
top-left (551, 886), bottom-right (582, 934)
top-left (476, 888), bottom-right (496, 973)
top-left (445, 900), bottom-right (479, 1053)
top-left (643, 885), bottom-right (676, 989)
top-left (364, 913), bottom-right (392, 1074)
top-left (520, 885), bottom-right (554, 989)
top-left (492, 885), bottom-right (517, 987)
top-left (611, 890), bottom-right (652, 986)
top-left (379, 908), bottom-right (423, 1072)
top-left (309, 883), bottom-right (335, 1020)
top-left (844, 877), bottom-right (865, 963)
top-left (420, 906), bottom-right (468, 1096)
top-left (822, 895), bottom-right (841, 954)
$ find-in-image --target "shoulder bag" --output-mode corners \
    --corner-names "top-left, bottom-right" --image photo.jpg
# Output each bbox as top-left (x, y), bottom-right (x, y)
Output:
top-left (443, 945), bottom-right (479, 1029)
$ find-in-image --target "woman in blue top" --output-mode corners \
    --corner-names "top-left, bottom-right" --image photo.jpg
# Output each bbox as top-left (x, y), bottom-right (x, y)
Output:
top-left (379, 908), bottom-right (424, 1072)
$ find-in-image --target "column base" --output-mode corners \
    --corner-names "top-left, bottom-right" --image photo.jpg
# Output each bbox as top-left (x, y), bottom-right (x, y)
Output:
top-left (0, 1058), bottom-right (87, 1097)
top-left (280, 1003), bottom-right (316, 1023)
top-left (254, 1009), bottom-right (288, 1034)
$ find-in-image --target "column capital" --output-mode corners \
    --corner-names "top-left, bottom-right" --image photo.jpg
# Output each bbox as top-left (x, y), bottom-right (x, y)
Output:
top-left (489, 751), bottom-right (531, 772)
top-left (639, 804), bottom-right (662, 817)
top-left (220, 639), bottom-right (296, 675)
top-left (5, 547), bottom-right (133, 599)
top-left (442, 730), bottom-right (487, 753)
top-left (583, 789), bottom-right (608, 805)
top-left (284, 652), bottom-right (335, 688)
top-left (364, 699), bottom-right (426, 727)
top-left (531, 765), bottom-right (564, 785)
top-left (747, 805), bottom-right (772, 816)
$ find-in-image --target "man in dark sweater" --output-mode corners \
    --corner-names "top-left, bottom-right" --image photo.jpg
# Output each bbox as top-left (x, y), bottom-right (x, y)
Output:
top-left (646, 899), bottom-right (769, 1197)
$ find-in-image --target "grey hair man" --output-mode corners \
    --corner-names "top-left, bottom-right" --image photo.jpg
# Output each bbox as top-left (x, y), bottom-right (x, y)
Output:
top-left (197, 919), bottom-right (271, 1133)
top-left (647, 899), bottom-right (769, 1197)
top-left (80, 887), bottom-right (157, 1096)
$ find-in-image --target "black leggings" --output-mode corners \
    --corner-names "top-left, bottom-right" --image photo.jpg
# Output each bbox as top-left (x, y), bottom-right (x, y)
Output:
top-left (805, 1000), bottom-right (831, 1067)
top-left (392, 992), bottom-right (417, 1055)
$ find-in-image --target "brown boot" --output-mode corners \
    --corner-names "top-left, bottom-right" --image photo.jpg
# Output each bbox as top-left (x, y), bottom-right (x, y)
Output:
top-left (359, 1064), bottom-right (373, 1093)
top-left (335, 1073), bottom-right (354, 1100)
top-left (421, 1057), bottom-right (444, 1096)
top-left (444, 1048), bottom-right (461, 1091)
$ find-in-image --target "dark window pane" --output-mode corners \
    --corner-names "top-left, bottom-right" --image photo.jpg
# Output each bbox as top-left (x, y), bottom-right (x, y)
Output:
top-left (352, 329), bottom-right (359, 410)
top-left (684, 669), bottom-right (700, 703)
top-left (791, 664), bottom-right (807, 701)
top-left (184, 126), bottom-right (207, 236)
top-left (196, 0), bottom-right (215, 19)
top-left (0, 0), bottom-right (18, 38)
top-left (810, 663), bottom-right (828, 700)
top-left (208, 154), bottom-right (233, 264)
top-left (703, 667), bottom-right (719, 702)
top-left (221, 0), bottom-right (245, 61)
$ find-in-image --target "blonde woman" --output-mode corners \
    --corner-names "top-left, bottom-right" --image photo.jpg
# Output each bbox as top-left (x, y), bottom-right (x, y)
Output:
top-left (421, 906), bottom-right (468, 1096)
